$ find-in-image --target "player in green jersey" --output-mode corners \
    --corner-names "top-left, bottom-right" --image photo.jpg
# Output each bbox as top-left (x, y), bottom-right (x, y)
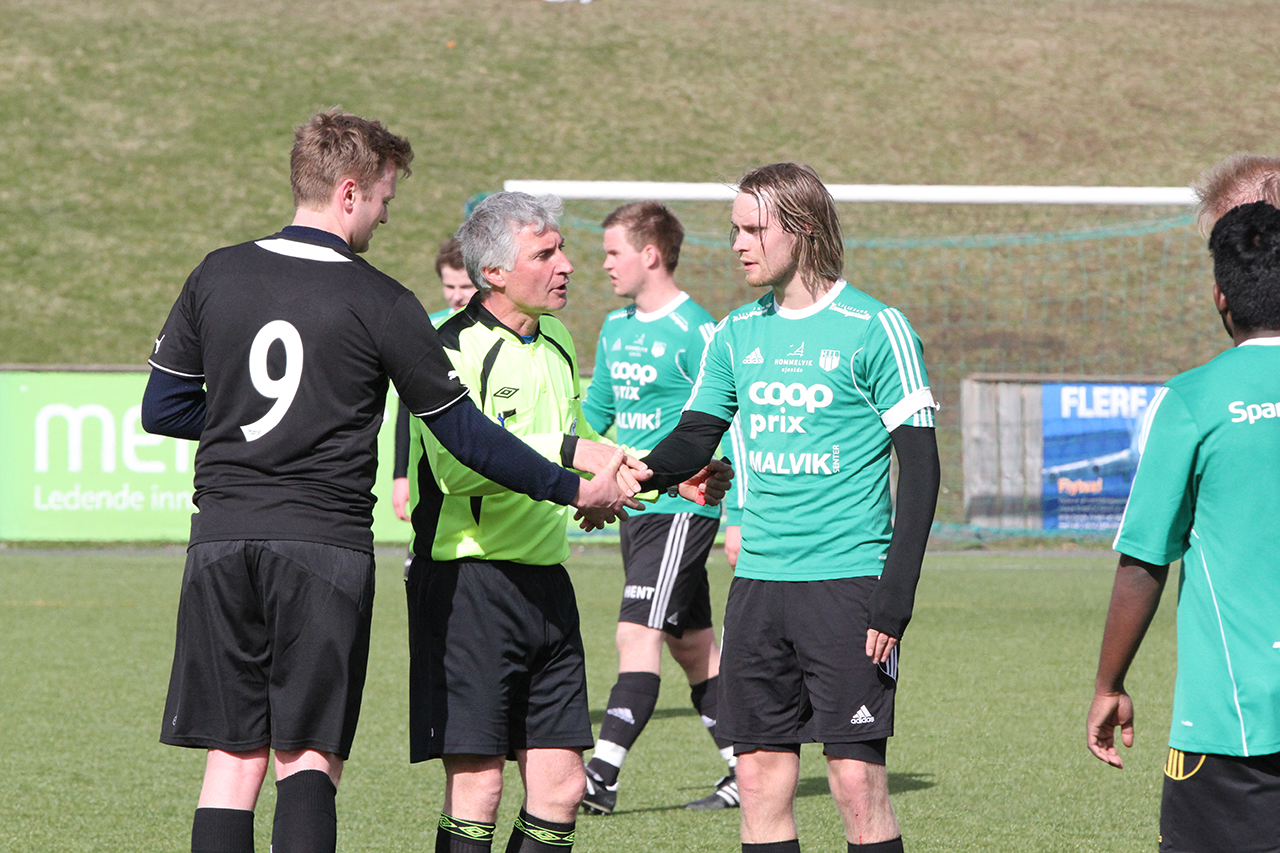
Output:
top-left (578, 202), bottom-right (738, 814)
top-left (1087, 201), bottom-right (1280, 852)
top-left (638, 164), bottom-right (941, 853)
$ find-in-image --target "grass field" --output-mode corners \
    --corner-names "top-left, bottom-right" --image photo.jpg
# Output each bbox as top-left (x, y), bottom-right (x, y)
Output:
top-left (0, 545), bottom-right (1176, 852)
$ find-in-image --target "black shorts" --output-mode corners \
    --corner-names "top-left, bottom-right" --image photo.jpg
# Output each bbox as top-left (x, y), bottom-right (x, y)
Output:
top-left (617, 512), bottom-right (717, 637)
top-left (406, 558), bottom-right (593, 762)
top-left (717, 576), bottom-right (896, 752)
top-left (1160, 748), bottom-right (1280, 852)
top-left (161, 540), bottom-right (376, 759)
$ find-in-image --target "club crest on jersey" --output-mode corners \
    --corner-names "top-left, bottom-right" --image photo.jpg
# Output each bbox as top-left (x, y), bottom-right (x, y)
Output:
top-left (493, 387), bottom-right (519, 399)
top-left (742, 347), bottom-right (764, 365)
top-left (819, 349), bottom-right (841, 371)
top-left (651, 341), bottom-right (666, 357)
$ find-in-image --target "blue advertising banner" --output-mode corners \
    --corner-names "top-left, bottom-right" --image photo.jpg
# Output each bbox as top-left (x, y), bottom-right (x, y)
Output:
top-left (1041, 382), bottom-right (1162, 530)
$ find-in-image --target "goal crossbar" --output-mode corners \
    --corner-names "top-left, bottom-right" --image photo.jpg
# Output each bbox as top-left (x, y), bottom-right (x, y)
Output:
top-left (503, 180), bottom-right (1196, 206)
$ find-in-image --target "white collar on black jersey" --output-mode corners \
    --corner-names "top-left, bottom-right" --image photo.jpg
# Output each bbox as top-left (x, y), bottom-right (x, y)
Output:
top-left (634, 291), bottom-right (690, 323)
top-left (255, 238), bottom-right (352, 263)
top-left (1238, 335), bottom-right (1280, 346)
top-left (774, 279), bottom-right (846, 320)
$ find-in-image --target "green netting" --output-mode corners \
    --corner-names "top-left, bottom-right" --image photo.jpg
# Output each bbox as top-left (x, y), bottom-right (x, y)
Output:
top-left (551, 200), bottom-right (1219, 532)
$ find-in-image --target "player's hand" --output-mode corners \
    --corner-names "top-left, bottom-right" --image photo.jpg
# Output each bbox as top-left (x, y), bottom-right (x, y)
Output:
top-left (573, 447), bottom-right (644, 517)
top-left (1086, 690), bottom-right (1134, 768)
top-left (573, 438), bottom-right (650, 496)
top-left (392, 477), bottom-right (411, 522)
top-left (865, 629), bottom-right (898, 665)
top-left (677, 458), bottom-right (734, 506)
top-left (723, 525), bottom-right (741, 569)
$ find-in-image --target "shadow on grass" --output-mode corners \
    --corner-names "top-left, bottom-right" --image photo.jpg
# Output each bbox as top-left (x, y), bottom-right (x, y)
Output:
top-left (797, 772), bottom-right (935, 798)
top-left (589, 707), bottom-right (698, 725)
top-left (597, 772), bottom-right (938, 816)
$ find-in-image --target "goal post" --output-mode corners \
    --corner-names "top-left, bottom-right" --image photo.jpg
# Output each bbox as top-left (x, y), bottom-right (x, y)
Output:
top-left (502, 180), bottom-right (1213, 536)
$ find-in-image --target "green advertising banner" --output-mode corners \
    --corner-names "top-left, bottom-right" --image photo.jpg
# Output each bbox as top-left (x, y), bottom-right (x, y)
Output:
top-left (0, 370), bottom-right (409, 543)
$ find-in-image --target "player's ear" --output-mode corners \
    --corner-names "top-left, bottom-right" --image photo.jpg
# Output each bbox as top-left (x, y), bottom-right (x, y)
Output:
top-left (642, 244), bottom-right (661, 270)
top-left (336, 177), bottom-right (360, 213)
top-left (482, 266), bottom-right (505, 291)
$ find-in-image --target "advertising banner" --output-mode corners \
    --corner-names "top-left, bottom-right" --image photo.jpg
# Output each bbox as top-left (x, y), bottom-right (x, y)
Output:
top-left (1040, 382), bottom-right (1162, 530)
top-left (0, 371), bottom-right (407, 542)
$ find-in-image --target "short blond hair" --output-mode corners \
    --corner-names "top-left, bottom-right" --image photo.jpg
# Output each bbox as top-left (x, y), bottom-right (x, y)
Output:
top-left (290, 108), bottom-right (413, 209)
top-left (1193, 153), bottom-right (1280, 237)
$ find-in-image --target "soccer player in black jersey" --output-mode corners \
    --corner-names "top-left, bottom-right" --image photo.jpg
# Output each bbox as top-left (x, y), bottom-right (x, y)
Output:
top-left (142, 109), bottom-right (639, 853)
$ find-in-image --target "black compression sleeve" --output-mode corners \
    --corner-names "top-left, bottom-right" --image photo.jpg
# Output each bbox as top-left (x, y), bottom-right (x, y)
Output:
top-left (867, 425), bottom-right (940, 639)
top-left (422, 398), bottom-right (580, 506)
top-left (140, 368), bottom-right (207, 440)
top-left (639, 410), bottom-right (730, 491)
top-left (393, 400), bottom-right (410, 479)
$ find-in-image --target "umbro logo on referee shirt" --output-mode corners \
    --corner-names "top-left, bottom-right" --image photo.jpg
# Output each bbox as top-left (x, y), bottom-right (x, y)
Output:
top-left (493, 387), bottom-right (519, 399)
top-left (850, 705), bottom-right (876, 725)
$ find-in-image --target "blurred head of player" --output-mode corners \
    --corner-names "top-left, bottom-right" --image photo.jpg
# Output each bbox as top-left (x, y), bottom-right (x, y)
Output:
top-left (600, 201), bottom-right (684, 300)
top-left (1194, 154), bottom-right (1280, 237)
top-left (289, 108), bottom-right (413, 253)
top-left (1208, 201), bottom-right (1280, 336)
top-left (732, 163), bottom-right (843, 294)
top-left (458, 192), bottom-right (572, 330)
top-left (435, 236), bottom-right (475, 310)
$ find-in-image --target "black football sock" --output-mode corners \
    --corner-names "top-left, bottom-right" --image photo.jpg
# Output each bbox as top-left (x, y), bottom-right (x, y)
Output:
top-left (436, 813), bottom-right (496, 853)
top-left (270, 769), bottom-right (337, 853)
top-left (191, 807), bottom-right (255, 853)
top-left (743, 841), bottom-right (801, 853)
top-left (690, 675), bottom-right (735, 756)
top-left (849, 838), bottom-right (904, 853)
top-left (503, 809), bottom-right (575, 853)
top-left (586, 671), bottom-right (660, 786)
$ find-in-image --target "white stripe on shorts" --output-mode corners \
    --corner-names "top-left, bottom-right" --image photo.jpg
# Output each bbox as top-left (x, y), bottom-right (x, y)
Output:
top-left (649, 513), bottom-right (692, 629)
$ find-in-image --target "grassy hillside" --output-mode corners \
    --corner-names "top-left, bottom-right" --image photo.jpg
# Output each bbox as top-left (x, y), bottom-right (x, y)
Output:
top-left (3, 0), bottom-right (1276, 524)
top-left (3, 0), bottom-right (1278, 365)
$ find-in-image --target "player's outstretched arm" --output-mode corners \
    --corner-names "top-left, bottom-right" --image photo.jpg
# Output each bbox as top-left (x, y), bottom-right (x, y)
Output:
top-left (866, 425), bottom-right (940, 662)
top-left (423, 398), bottom-right (584, 506)
top-left (638, 410), bottom-right (730, 491)
top-left (141, 368), bottom-right (207, 440)
top-left (1087, 554), bottom-right (1169, 768)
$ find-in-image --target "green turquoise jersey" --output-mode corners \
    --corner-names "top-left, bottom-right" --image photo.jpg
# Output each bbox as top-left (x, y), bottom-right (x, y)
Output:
top-left (686, 281), bottom-right (936, 581)
top-left (1114, 339), bottom-right (1280, 757)
top-left (409, 302), bottom-right (606, 565)
top-left (428, 307), bottom-right (459, 327)
top-left (582, 292), bottom-right (720, 518)
top-left (721, 414), bottom-right (747, 528)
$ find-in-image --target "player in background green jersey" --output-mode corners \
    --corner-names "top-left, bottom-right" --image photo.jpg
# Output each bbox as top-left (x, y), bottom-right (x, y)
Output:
top-left (578, 202), bottom-right (738, 814)
top-left (1088, 196), bottom-right (1280, 852)
top-left (638, 164), bottom-right (941, 853)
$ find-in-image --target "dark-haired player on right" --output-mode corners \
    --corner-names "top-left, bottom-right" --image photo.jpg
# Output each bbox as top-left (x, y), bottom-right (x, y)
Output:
top-left (1087, 200), bottom-right (1280, 852)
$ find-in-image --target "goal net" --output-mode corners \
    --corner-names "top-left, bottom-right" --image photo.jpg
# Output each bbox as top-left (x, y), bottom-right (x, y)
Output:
top-left (503, 181), bottom-right (1218, 537)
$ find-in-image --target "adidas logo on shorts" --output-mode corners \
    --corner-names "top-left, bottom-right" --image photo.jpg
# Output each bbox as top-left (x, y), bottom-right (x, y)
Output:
top-left (850, 705), bottom-right (876, 725)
